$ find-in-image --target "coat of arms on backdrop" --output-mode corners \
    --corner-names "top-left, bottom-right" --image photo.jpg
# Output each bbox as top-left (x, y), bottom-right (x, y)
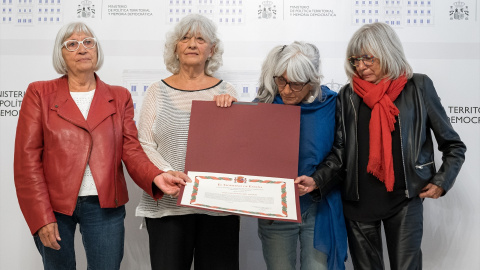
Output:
top-left (450, 1), bottom-right (469, 20)
top-left (258, 1), bottom-right (277, 19)
top-left (77, 0), bottom-right (96, 18)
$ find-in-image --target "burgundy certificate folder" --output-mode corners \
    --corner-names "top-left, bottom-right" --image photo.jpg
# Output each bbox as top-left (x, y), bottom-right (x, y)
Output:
top-left (184, 100), bottom-right (300, 180)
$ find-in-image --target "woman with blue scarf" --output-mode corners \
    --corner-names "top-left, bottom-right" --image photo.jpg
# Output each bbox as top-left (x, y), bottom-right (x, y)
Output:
top-left (255, 41), bottom-right (347, 270)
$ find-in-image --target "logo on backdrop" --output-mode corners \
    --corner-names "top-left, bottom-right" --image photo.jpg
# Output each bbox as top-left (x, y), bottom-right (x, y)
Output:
top-left (77, 0), bottom-right (96, 19)
top-left (324, 79), bottom-right (345, 92)
top-left (258, 1), bottom-right (277, 19)
top-left (449, 1), bottom-right (469, 20)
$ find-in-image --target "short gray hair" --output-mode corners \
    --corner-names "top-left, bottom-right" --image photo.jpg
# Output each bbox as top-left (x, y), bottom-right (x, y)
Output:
top-left (52, 22), bottom-right (104, 75)
top-left (164, 14), bottom-right (223, 76)
top-left (345, 22), bottom-right (412, 82)
top-left (256, 41), bottom-right (323, 104)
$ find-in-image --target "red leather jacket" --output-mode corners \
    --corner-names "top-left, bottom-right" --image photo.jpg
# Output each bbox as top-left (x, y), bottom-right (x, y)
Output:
top-left (14, 75), bottom-right (163, 235)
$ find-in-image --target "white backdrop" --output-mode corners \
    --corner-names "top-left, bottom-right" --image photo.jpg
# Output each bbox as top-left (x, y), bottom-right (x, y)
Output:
top-left (1, 0), bottom-right (479, 269)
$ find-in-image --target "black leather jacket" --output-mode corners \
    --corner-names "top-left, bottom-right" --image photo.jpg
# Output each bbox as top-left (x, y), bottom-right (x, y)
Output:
top-left (312, 74), bottom-right (466, 201)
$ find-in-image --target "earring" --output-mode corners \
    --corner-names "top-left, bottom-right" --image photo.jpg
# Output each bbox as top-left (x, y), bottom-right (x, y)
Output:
top-left (305, 91), bottom-right (316, 103)
top-left (207, 57), bottom-right (211, 61)
top-left (176, 54), bottom-right (179, 60)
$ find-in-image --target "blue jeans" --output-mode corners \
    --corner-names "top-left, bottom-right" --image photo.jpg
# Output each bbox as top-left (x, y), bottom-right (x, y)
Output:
top-left (258, 203), bottom-right (327, 270)
top-left (34, 196), bottom-right (125, 270)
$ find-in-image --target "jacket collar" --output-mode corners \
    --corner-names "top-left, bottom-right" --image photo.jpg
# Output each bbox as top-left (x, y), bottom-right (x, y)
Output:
top-left (51, 74), bottom-right (116, 131)
top-left (347, 85), bottom-right (362, 114)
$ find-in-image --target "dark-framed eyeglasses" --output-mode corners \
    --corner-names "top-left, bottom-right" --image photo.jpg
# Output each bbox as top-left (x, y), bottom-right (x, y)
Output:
top-left (273, 76), bottom-right (310, 92)
top-left (62, 37), bottom-right (97, 52)
top-left (348, 55), bottom-right (375, 67)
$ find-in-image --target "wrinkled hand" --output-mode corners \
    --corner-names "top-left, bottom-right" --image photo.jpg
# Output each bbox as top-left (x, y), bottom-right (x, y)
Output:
top-left (214, 94), bottom-right (237, 108)
top-left (153, 171), bottom-right (190, 197)
top-left (37, 222), bottom-right (61, 250)
top-left (419, 183), bottom-right (444, 199)
top-left (294, 175), bottom-right (318, 196)
top-left (166, 170), bottom-right (191, 183)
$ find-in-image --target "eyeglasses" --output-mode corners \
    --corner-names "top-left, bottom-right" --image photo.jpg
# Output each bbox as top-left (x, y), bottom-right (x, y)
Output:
top-left (273, 76), bottom-right (310, 92)
top-left (62, 37), bottom-right (97, 52)
top-left (348, 55), bottom-right (375, 67)
top-left (179, 35), bottom-right (206, 44)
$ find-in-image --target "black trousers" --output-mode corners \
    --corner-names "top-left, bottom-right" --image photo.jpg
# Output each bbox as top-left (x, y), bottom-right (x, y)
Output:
top-left (345, 197), bottom-right (423, 270)
top-left (145, 214), bottom-right (240, 270)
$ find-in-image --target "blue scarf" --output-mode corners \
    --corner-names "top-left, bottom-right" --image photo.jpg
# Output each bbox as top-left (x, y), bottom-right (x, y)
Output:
top-left (273, 85), bottom-right (347, 270)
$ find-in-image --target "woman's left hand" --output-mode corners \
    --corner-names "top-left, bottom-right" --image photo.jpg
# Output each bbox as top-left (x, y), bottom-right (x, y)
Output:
top-left (294, 175), bottom-right (318, 196)
top-left (419, 183), bottom-right (444, 199)
top-left (214, 94), bottom-right (237, 107)
top-left (153, 172), bottom-right (190, 197)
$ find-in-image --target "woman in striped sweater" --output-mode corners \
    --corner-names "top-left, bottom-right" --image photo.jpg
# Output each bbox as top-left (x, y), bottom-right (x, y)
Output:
top-left (135, 14), bottom-right (239, 270)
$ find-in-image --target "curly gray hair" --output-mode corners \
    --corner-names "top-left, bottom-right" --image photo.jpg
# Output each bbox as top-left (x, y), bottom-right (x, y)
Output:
top-left (164, 14), bottom-right (223, 76)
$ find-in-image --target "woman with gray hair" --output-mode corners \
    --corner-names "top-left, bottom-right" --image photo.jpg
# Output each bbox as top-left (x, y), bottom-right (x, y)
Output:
top-left (135, 14), bottom-right (239, 270)
top-left (254, 41), bottom-right (347, 270)
top-left (308, 22), bottom-right (466, 269)
top-left (13, 22), bottom-right (186, 269)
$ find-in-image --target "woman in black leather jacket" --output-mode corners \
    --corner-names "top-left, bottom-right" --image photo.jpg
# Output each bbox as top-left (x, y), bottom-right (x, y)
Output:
top-left (306, 22), bottom-right (466, 270)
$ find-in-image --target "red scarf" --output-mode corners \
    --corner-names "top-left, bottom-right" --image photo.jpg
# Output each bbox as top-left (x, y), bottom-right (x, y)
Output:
top-left (353, 76), bottom-right (407, 191)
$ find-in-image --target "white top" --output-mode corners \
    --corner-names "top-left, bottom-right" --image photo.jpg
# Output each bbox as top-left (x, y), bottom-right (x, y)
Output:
top-left (70, 89), bottom-right (98, 196)
top-left (135, 80), bottom-right (238, 218)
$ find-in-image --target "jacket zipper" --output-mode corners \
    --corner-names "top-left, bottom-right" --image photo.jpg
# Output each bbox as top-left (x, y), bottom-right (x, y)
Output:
top-left (113, 117), bottom-right (118, 206)
top-left (349, 94), bottom-right (360, 200)
top-left (397, 114), bottom-right (410, 198)
top-left (415, 161), bottom-right (435, 169)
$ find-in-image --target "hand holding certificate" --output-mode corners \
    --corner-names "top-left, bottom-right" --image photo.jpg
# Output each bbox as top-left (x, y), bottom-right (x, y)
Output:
top-left (178, 101), bottom-right (301, 222)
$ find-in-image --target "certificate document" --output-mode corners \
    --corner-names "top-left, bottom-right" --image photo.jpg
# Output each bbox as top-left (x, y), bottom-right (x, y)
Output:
top-left (178, 171), bottom-right (301, 223)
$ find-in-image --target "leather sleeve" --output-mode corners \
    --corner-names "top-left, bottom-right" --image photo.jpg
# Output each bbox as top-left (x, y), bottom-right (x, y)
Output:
top-left (310, 90), bottom-right (346, 199)
top-left (119, 89), bottom-right (164, 200)
top-left (419, 75), bottom-right (466, 194)
top-left (14, 83), bottom-right (56, 235)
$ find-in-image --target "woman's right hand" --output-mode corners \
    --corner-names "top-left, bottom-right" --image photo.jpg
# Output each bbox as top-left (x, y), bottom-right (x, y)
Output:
top-left (214, 94), bottom-right (237, 107)
top-left (37, 222), bottom-right (61, 250)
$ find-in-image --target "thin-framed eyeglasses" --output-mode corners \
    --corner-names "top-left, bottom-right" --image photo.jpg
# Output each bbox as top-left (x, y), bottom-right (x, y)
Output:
top-left (179, 35), bottom-right (206, 44)
top-left (62, 37), bottom-right (97, 52)
top-left (348, 55), bottom-right (375, 67)
top-left (273, 76), bottom-right (310, 92)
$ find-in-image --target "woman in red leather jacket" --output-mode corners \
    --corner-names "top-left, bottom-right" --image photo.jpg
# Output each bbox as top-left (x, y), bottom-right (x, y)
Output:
top-left (13, 22), bottom-right (188, 270)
